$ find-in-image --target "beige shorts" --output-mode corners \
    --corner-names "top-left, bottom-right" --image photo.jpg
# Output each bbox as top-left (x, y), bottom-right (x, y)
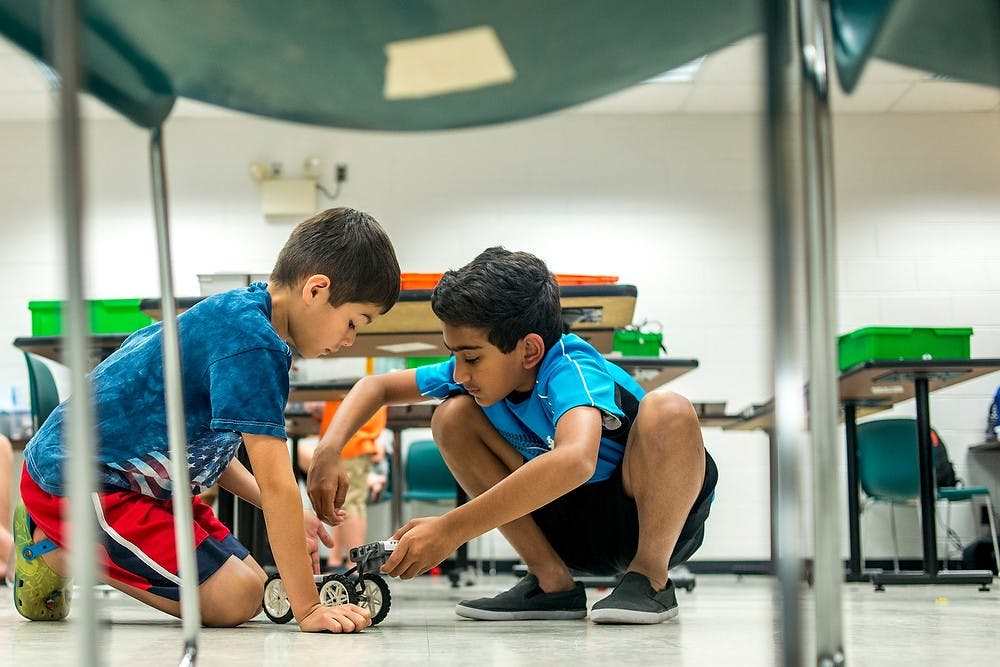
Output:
top-left (341, 454), bottom-right (374, 518)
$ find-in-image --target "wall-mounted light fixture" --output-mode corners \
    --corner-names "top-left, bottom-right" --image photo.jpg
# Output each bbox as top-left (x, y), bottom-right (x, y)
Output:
top-left (248, 156), bottom-right (347, 217)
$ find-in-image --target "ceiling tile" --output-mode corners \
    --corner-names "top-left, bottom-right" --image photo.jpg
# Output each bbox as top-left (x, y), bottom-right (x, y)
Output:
top-left (171, 98), bottom-right (247, 118)
top-left (855, 59), bottom-right (930, 83)
top-left (831, 82), bottom-right (912, 113)
top-left (0, 54), bottom-right (50, 93)
top-left (0, 91), bottom-right (53, 120)
top-left (682, 83), bottom-right (763, 113)
top-left (892, 81), bottom-right (1000, 112)
top-left (570, 83), bottom-right (693, 114)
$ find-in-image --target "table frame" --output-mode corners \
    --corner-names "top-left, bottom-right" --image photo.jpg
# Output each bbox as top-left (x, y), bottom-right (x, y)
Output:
top-left (839, 360), bottom-right (1000, 588)
top-left (725, 358), bottom-right (1000, 587)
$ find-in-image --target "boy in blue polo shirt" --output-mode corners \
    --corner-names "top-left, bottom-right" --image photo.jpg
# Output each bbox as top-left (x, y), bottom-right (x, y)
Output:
top-left (15, 207), bottom-right (399, 632)
top-left (308, 247), bottom-right (716, 624)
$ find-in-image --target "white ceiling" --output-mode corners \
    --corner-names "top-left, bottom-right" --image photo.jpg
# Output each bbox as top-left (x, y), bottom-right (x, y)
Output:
top-left (0, 35), bottom-right (997, 121)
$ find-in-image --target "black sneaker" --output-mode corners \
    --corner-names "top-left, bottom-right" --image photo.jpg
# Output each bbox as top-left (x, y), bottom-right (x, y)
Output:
top-left (455, 573), bottom-right (587, 620)
top-left (589, 572), bottom-right (678, 624)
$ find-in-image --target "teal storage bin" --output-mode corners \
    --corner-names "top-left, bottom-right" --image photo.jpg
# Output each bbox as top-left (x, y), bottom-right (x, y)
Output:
top-left (837, 326), bottom-right (972, 371)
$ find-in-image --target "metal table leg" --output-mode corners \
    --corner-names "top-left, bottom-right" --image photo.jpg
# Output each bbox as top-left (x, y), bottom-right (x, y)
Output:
top-left (871, 376), bottom-right (993, 588)
top-left (843, 403), bottom-right (867, 581)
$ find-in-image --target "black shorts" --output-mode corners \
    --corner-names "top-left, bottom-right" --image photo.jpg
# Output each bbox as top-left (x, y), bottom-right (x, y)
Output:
top-left (531, 449), bottom-right (718, 576)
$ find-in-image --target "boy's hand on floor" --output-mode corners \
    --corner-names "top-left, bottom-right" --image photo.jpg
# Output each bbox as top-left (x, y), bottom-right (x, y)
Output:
top-left (303, 509), bottom-right (340, 574)
top-left (298, 603), bottom-right (371, 633)
top-left (381, 517), bottom-right (459, 579)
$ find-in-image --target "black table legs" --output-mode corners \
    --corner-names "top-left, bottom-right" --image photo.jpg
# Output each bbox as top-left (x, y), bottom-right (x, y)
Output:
top-left (870, 376), bottom-right (992, 589)
top-left (843, 403), bottom-right (867, 582)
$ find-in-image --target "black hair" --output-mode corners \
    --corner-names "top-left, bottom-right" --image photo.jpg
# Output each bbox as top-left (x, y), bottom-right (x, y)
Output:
top-left (431, 247), bottom-right (563, 353)
top-left (270, 207), bottom-right (400, 313)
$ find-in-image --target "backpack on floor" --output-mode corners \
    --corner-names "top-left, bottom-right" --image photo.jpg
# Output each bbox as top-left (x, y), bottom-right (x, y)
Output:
top-left (931, 428), bottom-right (958, 488)
top-left (987, 385), bottom-right (1000, 441)
top-left (962, 534), bottom-right (999, 574)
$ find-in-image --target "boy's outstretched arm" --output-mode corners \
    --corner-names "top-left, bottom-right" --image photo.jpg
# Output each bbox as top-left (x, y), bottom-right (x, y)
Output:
top-left (306, 370), bottom-right (425, 523)
top-left (216, 458), bottom-right (342, 567)
top-left (216, 457), bottom-right (263, 506)
top-left (382, 405), bottom-right (603, 579)
top-left (244, 433), bottom-right (371, 633)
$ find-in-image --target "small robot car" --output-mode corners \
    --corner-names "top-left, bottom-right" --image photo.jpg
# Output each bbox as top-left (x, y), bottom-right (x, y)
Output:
top-left (262, 540), bottom-right (397, 626)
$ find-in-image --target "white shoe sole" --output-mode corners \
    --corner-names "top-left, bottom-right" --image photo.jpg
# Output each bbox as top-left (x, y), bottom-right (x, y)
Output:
top-left (455, 604), bottom-right (587, 621)
top-left (589, 606), bottom-right (679, 625)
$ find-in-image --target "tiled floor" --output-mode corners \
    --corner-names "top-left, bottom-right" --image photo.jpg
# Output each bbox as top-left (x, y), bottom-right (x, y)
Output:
top-left (2, 573), bottom-right (998, 666)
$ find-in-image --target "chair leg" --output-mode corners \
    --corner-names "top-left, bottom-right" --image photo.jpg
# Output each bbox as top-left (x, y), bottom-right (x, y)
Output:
top-left (889, 502), bottom-right (900, 572)
top-left (943, 500), bottom-right (952, 571)
top-left (985, 494), bottom-right (1000, 578)
top-left (857, 499), bottom-right (867, 572)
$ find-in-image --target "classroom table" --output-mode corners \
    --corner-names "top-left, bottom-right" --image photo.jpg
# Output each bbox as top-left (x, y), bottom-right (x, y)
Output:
top-left (12, 333), bottom-right (126, 367)
top-left (724, 358), bottom-right (1000, 587)
top-left (839, 359), bottom-right (1000, 588)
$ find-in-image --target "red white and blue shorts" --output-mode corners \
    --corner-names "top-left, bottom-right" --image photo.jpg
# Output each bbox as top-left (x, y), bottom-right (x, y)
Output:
top-left (19, 465), bottom-right (250, 601)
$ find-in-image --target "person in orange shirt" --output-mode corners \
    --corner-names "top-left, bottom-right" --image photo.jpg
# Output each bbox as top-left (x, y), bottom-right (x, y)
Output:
top-left (299, 402), bottom-right (388, 571)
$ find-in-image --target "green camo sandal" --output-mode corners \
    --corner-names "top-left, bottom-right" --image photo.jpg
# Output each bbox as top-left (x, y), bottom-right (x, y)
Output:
top-left (12, 502), bottom-right (72, 621)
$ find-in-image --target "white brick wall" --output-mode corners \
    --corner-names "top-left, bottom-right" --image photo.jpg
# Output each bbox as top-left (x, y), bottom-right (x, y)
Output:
top-left (1, 110), bottom-right (998, 561)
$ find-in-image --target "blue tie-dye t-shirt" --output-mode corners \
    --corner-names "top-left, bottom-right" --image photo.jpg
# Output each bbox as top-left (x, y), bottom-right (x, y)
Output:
top-left (24, 283), bottom-right (291, 499)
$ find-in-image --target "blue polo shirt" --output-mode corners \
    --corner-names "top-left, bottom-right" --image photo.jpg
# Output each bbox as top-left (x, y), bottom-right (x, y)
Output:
top-left (415, 333), bottom-right (644, 483)
top-left (24, 283), bottom-right (292, 499)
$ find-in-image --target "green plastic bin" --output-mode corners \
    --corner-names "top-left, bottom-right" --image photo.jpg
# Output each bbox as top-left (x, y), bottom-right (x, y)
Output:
top-left (405, 356), bottom-right (450, 369)
top-left (837, 326), bottom-right (972, 371)
top-left (91, 299), bottom-right (153, 333)
top-left (29, 299), bottom-right (153, 335)
top-left (612, 329), bottom-right (663, 357)
top-left (28, 300), bottom-right (63, 336)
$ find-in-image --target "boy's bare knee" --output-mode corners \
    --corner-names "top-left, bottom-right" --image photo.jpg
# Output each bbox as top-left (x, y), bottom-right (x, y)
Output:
top-left (431, 394), bottom-right (479, 447)
top-left (199, 561), bottom-right (265, 627)
top-left (641, 391), bottom-right (698, 428)
top-left (633, 392), bottom-right (703, 461)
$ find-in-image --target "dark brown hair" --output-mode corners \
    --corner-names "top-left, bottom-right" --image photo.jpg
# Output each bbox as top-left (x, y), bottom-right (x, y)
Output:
top-left (270, 207), bottom-right (400, 313)
top-left (431, 247), bottom-right (562, 353)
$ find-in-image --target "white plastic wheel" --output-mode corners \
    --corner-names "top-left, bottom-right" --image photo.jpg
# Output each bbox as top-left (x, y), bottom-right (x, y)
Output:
top-left (319, 574), bottom-right (357, 606)
top-left (359, 575), bottom-right (392, 625)
top-left (263, 574), bottom-right (294, 624)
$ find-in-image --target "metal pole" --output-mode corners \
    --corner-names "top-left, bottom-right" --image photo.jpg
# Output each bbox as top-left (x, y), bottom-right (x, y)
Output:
top-left (51, 1), bottom-right (100, 664)
top-left (913, 377), bottom-right (938, 575)
top-left (149, 127), bottom-right (201, 666)
top-left (843, 403), bottom-right (863, 580)
top-left (391, 427), bottom-right (404, 530)
top-left (765, 1), bottom-right (806, 665)
top-left (798, 1), bottom-right (845, 664)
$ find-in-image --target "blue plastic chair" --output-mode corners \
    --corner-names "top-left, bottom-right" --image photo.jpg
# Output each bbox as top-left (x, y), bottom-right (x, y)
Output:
top-left (401, 439), bottom-right (482, 585)
top-left (857, 418), bottom-right (1000, 572)
top-left (403, 439), bottom-right (458, 505)
top-left (24, 352), bottom-right (60, 431)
